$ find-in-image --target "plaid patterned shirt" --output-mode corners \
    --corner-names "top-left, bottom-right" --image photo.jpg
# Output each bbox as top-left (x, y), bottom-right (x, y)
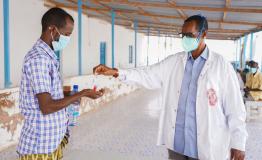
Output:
top-left (17, 39), bottom-right (67, 155)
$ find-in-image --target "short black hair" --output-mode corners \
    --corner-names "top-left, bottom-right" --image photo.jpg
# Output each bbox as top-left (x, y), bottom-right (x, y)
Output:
top-left (41, 7), bottom-right (74, 32)
top-left (249, 60), bottom-right (258, 67)
top-left (184, 15), bottom-right (208, 33)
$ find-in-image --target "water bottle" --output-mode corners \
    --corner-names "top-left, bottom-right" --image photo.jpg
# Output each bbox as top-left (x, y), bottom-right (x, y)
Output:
top-left (72, 85), bottom-right (80, 114)
top-left (72, 85), bottom-right (79, 94)
top-left (68, 105), bottom-right (75, 126)
top-left (68, 85), bottom-right (80, 126)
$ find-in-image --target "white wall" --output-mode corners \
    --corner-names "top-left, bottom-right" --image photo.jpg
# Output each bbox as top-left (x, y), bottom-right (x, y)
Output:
top-left (136, 33), bottom-right (144, 66)
top-left (9, 0), bottom-right (47, 87)
top-left (252, 31), bottom-right (262, 67)
top-left (61, 10), bottom-right (79, 78)
top-left (206, 39), bottom-right (236, 61)
top-left (0, 0), bottom-right (144, 89)
top-left (115, 25), bottom-right (135, 68)
top-left (0, 0), bottom-right (4, 88)
top-left (84, 17), bottom-right (111, 73)
top-left (62, 15), bottom-right (144, 78)
top-left (82, 17), bottom-right (144, 73)
top-left (139, 35), bottom-right (237, 66)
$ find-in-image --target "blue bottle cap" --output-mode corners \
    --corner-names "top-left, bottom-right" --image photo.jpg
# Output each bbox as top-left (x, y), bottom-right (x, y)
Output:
top-left (73, 85), bottom-right (78, 92)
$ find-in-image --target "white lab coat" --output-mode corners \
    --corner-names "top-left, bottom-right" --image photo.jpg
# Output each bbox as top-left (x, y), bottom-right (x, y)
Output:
top-left (119, 50), bottom-right (248, 160)
top-left (236, 72), bottom-right (245, 97)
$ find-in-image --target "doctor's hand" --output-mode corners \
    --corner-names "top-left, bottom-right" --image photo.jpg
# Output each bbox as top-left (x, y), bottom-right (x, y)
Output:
top-left (80, 89), bottom-right (104, 99)
top-left (230, 148), bottom-right (245, 160)
top-left (93, 64), bottom-right (119, 77)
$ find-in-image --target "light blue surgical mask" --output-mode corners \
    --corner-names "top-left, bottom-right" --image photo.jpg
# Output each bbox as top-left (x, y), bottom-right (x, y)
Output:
top-left (250, 67), bottom-right (257, 74)
top-left (182, 36), bottom-right (200, 53)
top-left (181, 15), bottom-right (206, 53)
top-left (51, 28), bottom-right (70, 51)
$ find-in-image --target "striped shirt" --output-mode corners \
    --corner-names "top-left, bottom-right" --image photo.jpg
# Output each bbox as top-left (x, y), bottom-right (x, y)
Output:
top-left (17, 39), bottom-right (67, 155)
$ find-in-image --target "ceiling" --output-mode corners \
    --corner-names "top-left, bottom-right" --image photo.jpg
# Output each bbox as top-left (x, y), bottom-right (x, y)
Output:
top-left (44, 0), bottom-right (262, 40)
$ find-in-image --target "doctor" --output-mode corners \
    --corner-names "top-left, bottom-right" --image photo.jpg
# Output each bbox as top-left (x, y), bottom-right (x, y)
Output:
top-left (93, 15), bottom-right (247, 160)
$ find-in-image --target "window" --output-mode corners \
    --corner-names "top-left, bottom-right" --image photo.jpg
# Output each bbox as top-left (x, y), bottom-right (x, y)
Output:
top-left (129, 45), bottom-right (133, 64)
top-left (100, 42), bottom-right (106, 65)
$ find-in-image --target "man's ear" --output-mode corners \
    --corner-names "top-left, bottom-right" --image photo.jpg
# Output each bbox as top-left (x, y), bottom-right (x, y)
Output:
top-left (48, 25), bottom-right (56, 33)
top-left (202, 31), bottom-right (207, 39)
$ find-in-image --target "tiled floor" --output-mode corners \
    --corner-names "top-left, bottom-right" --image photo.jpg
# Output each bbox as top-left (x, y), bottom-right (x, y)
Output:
top-left (63, 89), bottom-right (166, 160)
top-left (1, 89), bottom-right (262, 160)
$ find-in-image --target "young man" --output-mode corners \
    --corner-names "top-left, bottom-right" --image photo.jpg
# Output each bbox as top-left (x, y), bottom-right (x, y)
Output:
top-left (93, 15), bottom-right (247, 160)
top-left (17, 8), bottom-right (104, 160)
top-left (245, 60), bottom-right (262, 101)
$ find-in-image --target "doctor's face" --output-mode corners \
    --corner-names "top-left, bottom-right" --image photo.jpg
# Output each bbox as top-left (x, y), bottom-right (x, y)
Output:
top-left (182, 20), bottom-right (207, 42)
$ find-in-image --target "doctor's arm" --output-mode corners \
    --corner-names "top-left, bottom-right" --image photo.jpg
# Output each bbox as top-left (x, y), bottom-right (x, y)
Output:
top-left (223, 65), bottom-right (248, 160)
top-left (93, 57), bottom-right (170, 90)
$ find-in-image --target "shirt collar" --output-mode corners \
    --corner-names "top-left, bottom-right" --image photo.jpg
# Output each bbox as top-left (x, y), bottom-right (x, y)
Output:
top-left (188, 46), bottom-right (209, 61)
top-left (36, 39), bottom-right (58, 61)
top-left (254, 70), bottom-right (260, 77)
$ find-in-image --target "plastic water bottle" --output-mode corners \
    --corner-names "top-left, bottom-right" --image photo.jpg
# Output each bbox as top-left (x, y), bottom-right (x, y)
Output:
top-left (68, 85), bottom-right (80, 126)
top-left (68, 105), bottom-right (75, 126)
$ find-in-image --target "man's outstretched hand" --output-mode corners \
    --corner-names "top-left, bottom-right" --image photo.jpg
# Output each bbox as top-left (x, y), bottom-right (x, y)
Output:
top-left (80, 89), bottom-right (105, 99)
top-left (93, 64), bottom-right (119, 77)
top-left (230, 148), bottom-right (245, 160)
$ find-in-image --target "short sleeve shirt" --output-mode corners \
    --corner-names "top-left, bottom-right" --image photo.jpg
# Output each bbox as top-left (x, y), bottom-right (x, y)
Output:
top-left (17, 39), bottom-right (67, 155)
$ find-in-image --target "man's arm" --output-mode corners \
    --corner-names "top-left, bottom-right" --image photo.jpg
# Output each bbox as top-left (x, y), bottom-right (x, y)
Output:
top-left (223, 64), bottom-right (248, 160)
top-left (37, 89), bottom-right (104, 115)
top-left (93, 56), bottom-right (174, 90)
top-left (28, 57), bottom-right (104, 115)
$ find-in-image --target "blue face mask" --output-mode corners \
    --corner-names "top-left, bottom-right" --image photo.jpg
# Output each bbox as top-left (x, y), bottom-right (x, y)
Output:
top-left (250, 68), bottom-right (257, 74)
top-left (182, 36), bottom-right (200, 52)
top-left (51, 28), bottom-right (70, 51)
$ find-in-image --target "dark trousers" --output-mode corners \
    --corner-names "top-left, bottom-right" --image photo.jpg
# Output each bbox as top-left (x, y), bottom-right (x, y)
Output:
top-left (168, 149), bottom-right (198, 160)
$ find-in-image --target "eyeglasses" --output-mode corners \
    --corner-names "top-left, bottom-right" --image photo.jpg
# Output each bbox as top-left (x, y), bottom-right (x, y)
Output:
top-left (178, 32), bottom-right (199, 38)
